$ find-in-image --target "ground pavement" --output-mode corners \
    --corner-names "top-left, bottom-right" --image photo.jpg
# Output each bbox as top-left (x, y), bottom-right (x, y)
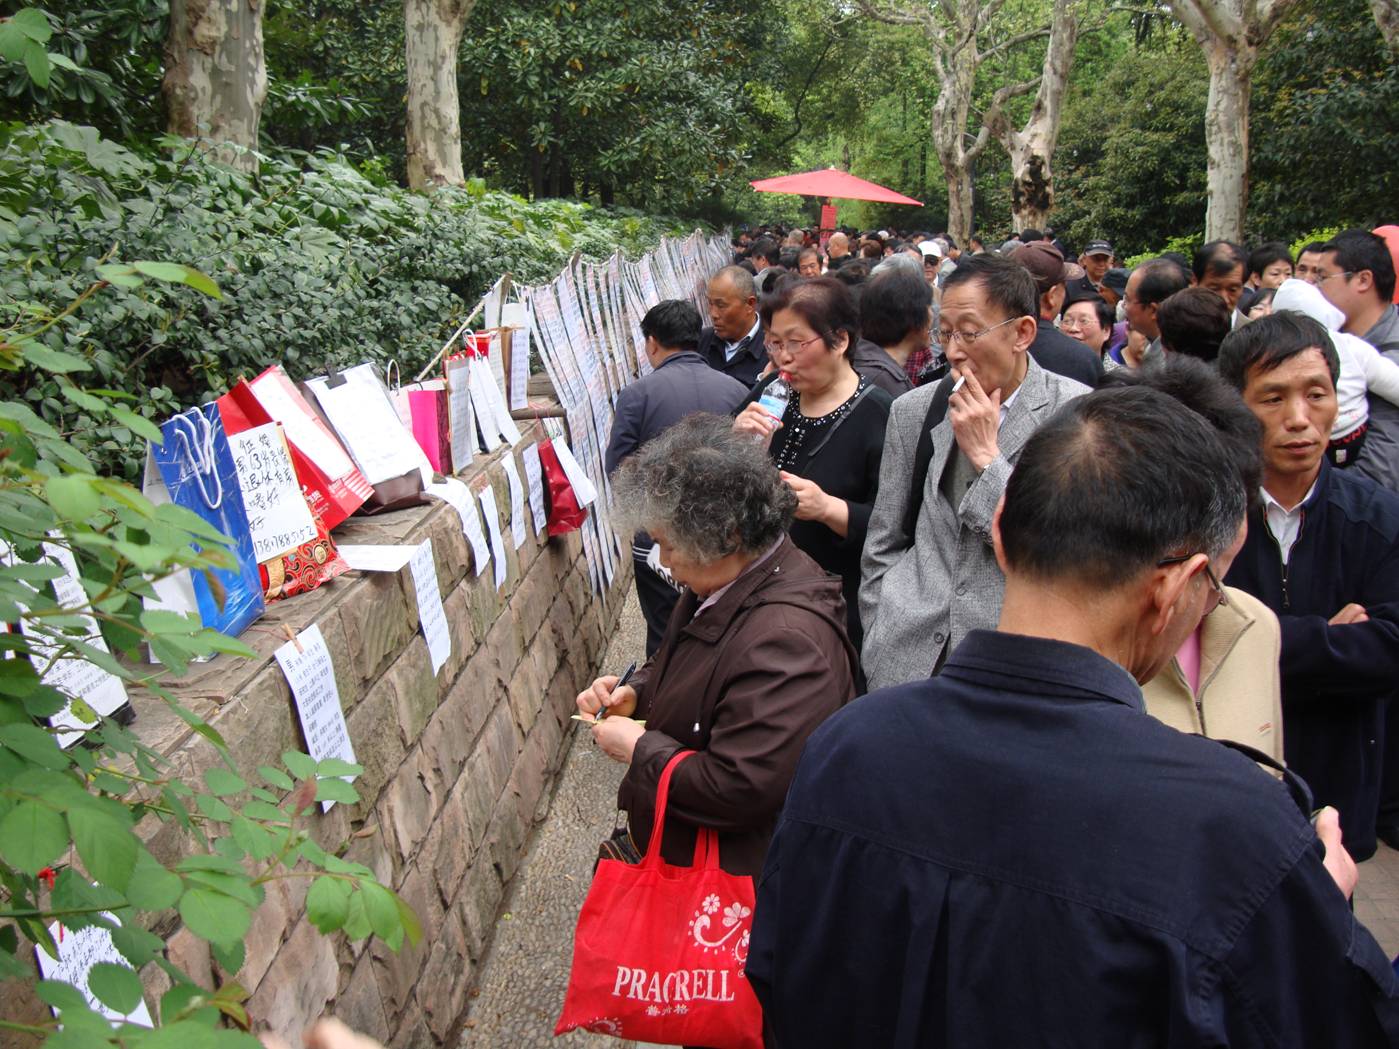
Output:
top-left (459, 589), bottom-right (1399, 1047)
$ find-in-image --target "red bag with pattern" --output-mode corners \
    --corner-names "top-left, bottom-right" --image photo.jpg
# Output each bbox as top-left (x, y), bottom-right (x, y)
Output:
top-left (555, 751), bottom-right (763, 1049)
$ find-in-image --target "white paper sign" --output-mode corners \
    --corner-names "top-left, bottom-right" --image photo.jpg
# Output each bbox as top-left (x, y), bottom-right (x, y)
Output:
top-left (521, 443), bottom-right (548, 537)
top-left (426, 479), bottom-right (491, 576)
top-left (446, 357), bottom-right (476, 471)
top-left (503, 302), bottom-right (531, 412)
top-left (275, 624), bottom-right (356, 812)
top-left (478, 485), bottom-right (509, 591)
top-left (307, 369), bottom-right (426, 485)
top-left (248, 369), bottom-right (357, 480)
top-left (35, 915), bottom-right (155, 1027)
top-left (408, 539), bottom-right (451, 676)
top-left (336, 545), bottom-right (416, 573)
top-left (551, 437), bottom-right (598, 506)
top-left (501, 457), bottom-right (528, 550)
top-left (227, 424), bottom-right (317, 562)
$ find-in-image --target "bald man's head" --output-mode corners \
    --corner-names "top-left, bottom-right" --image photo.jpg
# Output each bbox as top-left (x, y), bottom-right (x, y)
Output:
top-left (828, 232), bottom-right (850, 258)
top-left (708, 266), bottom-right (759, 341)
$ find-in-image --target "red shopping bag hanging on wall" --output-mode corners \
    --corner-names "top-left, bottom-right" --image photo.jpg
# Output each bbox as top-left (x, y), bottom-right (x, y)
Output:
top-left (536, 438), bottom-right (588, 536)
top-left (555, 752), bottom-right (763, 1049)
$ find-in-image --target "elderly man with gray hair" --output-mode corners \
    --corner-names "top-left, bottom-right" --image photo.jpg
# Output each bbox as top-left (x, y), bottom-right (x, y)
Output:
top-left (698, 265), bottom-right (770, 386)
top-left (577, 413), bottom-right (858, 877)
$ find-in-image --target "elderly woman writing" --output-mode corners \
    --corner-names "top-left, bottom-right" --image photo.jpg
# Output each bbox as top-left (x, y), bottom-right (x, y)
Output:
top-left (578, 414), bottom-right (858, 876)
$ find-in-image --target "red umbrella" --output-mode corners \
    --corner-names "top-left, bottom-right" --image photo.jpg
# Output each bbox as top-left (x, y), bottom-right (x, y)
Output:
top-left (749, 167), bottom-right (923, 206)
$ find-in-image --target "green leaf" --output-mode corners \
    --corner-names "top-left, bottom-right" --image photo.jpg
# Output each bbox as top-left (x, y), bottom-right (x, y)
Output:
top-left (22, 41), bottom-right (50, 87)
top-left (315, 757), bottom-right (363, 778)
top-left (175, 853), bottom-right (245, 875)
top-left (87, 961), bottom-right (144, 1014)
top-left (67, 805), bottom-right (137, 892)
top-left (110, 923), bottom-right (165, 967)
top-left (124, 848), bottom-right (182, 911)
top-left (359, 881), bottom-right (400, 941)
top-left (0, 723), bottom-right (70, 770)
top-left (211, 938), bottom-right (245, 975)
top-left (178, 886), bottom-right (252, 948)
top-left (229, 816), bottom-right (274, 860)
top-left (12, 9), bottom-right (53, 43)
top-left (107, 407), bottom-right (164, 444)
top-left (46, 474), bottom-right (101, 521)
top-left (305, 875), bottom-right (351, 933)
top-left (257, 765), bottom-right (293, 791)
top-left (195, 793), bottom-right (233, 822)
top-left (95, 264), bottom-right (143, 289)
top-left (37, 978), bottom-right (90, 1012)
top-left (131, 260), bottom-right (191, 283)
top-left (281, 750), bottom-right (317, 781)
top-left (0, 799), bottom-right (68, 874)
top-left (203, 767), bottom-right (246, 797)
top-left (341, 888), bottom-right (371, 940)
top-left (21, 342), bottom-right (89, 374)
top-left (314, 777), bottom-right (358, 804)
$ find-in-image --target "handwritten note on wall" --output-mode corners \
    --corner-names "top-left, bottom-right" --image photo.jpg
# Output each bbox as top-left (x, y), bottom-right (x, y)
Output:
top-left (521, 443), bottom-right (548, 536)
top-left (408, 540), bottom-right (451, 676)
top-left (35, 916), bottom-right (155, 1027)
top-left (227, 423), bottom-right (317, 561)
top-left (502, 456), bottom-right (528, 550)
top-left (275, 624), bottom-right (356, 812)
top-left (479, 484), bottom-right (509, 592)
top-left (426, 479), bottom-right (491, 576)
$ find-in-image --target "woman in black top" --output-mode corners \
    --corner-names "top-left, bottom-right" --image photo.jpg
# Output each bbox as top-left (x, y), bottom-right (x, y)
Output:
top-left (733, 277), bottom-right (891, 654)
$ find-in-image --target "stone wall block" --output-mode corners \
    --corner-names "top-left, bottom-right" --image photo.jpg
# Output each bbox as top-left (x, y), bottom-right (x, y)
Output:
top-left (513, 558), bottom-right (555, 645)
top-left (378, 755), bottom-right (435, 864)
top-left (453, 856), bottom-right (504, 962)
top-left (484, 797), bottom-right (529, 885)
top-left (343, 675), bottom-right (408, 810)
top-left (424, 512), bottom-right (471, 595)
top-left (246, 919), bottom-right (339, 1044)
top-left (165, 925), bottom-right (214, 988)
top-left (332, 953), bottom-right (391, 1045)
top-left (340, 571), bottom-right (416, 683)
top-left (421, 674), bottom-right (487, 794)
top-left (504, 645), bottom-right (544, 740)
top-left (314, 608), bottom-right (361, 714)
top-left (436, 586), bottom-right (475, 692)
top-left (505, 702), bottom-right (558, 828)
top-left (422, 774), bottom-right (473, 906)
top-left (385, 636), bottom-right (438, 749)
top-left (388, 1015), bottom-right (431, 1049)
top-left (234, 875), bottom-right (302, 991)
top-left (415, 908), bottom-right (473, 1042)
top-left (464, 563), bottom-right (503, 641)
top-left (369, 865), bottom-right (437, 1021)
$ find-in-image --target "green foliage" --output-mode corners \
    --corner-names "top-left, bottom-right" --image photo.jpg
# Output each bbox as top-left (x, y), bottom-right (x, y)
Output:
top-left (1, 250), bottom-right (420, 1044)
top-left (1290, 226), bottom-right (1345, 256)
top-left (0, 119), bottom-right (696, 482)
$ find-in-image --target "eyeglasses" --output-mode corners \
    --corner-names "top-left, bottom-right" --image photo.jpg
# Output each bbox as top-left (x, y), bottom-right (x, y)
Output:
top-left (935, 316), bottom-right (1018, 347)
top-left (768, 333), bottom-right (827, 354)
top-left (1316, 270), bottom-right (1354, 285)
top-left (1157, 553), bottom-right (1229, 611)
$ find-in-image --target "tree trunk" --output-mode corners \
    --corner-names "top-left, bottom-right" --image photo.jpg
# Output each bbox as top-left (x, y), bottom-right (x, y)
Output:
top-left (945, 164), bottom-right (976, 245)
top-left (163, 0), bottom-right (267, 172)
top-left (1202, 41), bottom-right (1254, 243)
top-left (1000, 0), bottom-right (1079, 233)
top-left (1372, 0), bottom-right (1399, 52)
top-left (931, 41), bottom-right (981, 245)
top-left (404, 0), bottom-right (475, 190)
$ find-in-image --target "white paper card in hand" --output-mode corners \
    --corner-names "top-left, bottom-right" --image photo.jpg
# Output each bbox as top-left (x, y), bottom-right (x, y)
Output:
top-left (478, 484), bottom-right (509, 591)
top-left (275, 624), bottom-right (356, 812)
top-left (408, 539), bottom-right (451, 676)
top-left (521, 443), bottom-right (548, 536)
top-left (550, 437), bottom-right (598, 506)
top-left (9, 541), bottom-right (131, 748)
top-left (501, 456), bottom-right (528, 550)
top-left (337, 545), bottom-right (416, 573)
top-left (35, 915), bottom-right (155, 1027)
top-left (426, 479), bottom-right (491, 575)
top-left (227, 424), bottom-right (317, 561)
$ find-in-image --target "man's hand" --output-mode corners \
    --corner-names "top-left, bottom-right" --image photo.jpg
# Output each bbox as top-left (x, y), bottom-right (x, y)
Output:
top-left (592, 715), bottom-right (646, 765)
top-left (1329, 602), bottom-right (1369, 625)
top-left (948, 369), bottom-right (1002, 472)
top-left (733, 402), bottom-right (781, 441)
top-left (1315, 806), bottom-right (1358, 900)
top-left (576, 675), bottom-right (638, 721)
top-left (260, 1018), bottom-right (386, 1049)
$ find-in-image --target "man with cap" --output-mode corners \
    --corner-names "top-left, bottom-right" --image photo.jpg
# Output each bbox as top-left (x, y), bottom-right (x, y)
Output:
top-left (1010, 241), bottom-right (1105, 386)
top-left (1066, 240), bottom-right (1115, 306)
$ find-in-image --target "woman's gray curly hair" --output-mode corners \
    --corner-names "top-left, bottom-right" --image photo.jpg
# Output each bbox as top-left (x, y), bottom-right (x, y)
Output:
top-left (611, 413), bottom-right (796, 563)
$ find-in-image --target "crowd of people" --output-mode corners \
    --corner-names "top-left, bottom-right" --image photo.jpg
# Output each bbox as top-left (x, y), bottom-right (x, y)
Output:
top-left (584, 222), bottom-right (1399, 1044)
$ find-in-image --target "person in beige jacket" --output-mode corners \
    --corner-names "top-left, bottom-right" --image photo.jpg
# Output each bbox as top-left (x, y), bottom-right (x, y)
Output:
top-left (1106, 356), bottom-right (1285, 763)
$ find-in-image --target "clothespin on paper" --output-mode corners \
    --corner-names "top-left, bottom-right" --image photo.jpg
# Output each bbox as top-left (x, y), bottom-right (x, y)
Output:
top-left (282, 624), bottom-right (304, 654)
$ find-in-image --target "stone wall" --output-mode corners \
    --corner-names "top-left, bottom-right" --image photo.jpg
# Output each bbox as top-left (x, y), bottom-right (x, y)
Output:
top-left (1, 415), bottom-right (629, 1047)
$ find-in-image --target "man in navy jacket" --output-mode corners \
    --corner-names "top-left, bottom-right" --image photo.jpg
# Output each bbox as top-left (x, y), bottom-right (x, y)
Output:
top-left (750, 387), bottom-right (1398, 1046)
top-left (1220, 312), bottom-right (1399, 861)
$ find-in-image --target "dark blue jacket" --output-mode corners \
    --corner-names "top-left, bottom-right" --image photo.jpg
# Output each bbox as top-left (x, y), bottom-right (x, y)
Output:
top-left (749, 631), bottom-right (1399, 1048)
top-left (603, 350), bottom-right (749, 477)
top-left (697, 324), bottom-right (769, 387)
top-left (1225, 460), bottom-right (1399, 861)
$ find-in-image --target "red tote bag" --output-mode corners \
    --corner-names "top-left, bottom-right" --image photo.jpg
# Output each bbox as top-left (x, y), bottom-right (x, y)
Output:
top-left (555, 751), bottom-right (763, 1049)
top-left (536, 438), bottom-right (588, 536)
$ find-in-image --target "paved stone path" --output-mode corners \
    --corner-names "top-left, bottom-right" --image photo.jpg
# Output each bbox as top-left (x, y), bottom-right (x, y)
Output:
top-left (460, 588), bottom-right (1399, 1047)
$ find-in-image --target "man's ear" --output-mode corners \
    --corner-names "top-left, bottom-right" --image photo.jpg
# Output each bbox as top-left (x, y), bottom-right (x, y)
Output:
top-left (1355, 269), bottom-right (1377, 296)
top-left (1147, 555), bottom-right (1204, 638)
top-left (1013, 316), bottom-right (1038, 353)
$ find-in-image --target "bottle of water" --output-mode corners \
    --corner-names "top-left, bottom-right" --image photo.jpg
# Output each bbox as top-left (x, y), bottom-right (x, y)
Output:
top-left (756, 372), bottom-right (792, 422)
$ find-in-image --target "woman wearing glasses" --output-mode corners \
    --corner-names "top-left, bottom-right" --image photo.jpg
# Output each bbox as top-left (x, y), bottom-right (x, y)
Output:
top-left (733, 276), bottom-right (892, 660)
top-left (1106, 355), bottom-right (1285, 764)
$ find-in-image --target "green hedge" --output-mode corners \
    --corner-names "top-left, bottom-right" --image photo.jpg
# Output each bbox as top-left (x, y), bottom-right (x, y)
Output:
top-left (0, 120), bottom-right (699, 479)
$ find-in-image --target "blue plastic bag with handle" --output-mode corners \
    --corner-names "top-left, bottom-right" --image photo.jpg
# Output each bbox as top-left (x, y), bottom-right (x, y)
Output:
top-left (142, 402), bottom-right (265, 644)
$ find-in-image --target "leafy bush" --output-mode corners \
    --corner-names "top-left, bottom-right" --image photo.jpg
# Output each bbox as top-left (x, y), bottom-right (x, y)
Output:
top-left (0, 119), bottom-right (701, 481)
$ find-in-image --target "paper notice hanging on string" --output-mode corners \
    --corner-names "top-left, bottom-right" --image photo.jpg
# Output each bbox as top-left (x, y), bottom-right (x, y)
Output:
top-left (227, 423), bottom-right (318, 562)
top-left (35, 915), bottom-right (155, 1027)
top-left (336, 545), bottom-right (416, 573)
top-left (478, 484), bottom-right (509, 591)
top-left (408, 539), bottom-right (451, 676)
top-left (426, 478), bottom-right (490, 576)
top-left (503, 302), bottom-right (531, 411)
top-left (275, 624), bottom-right (356, 812)
top-left (501, 456), bottom-right (528, 550)
top-left (446, 356), bottom-right (476, 470)
top-left (550, 437), bottom-right (598, 506)
top-left (521, 443), bottom-right (548, 536)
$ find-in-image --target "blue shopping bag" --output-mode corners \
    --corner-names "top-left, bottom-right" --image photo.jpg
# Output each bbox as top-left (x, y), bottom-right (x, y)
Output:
top-left (143, 403), bottom-right (265, 642)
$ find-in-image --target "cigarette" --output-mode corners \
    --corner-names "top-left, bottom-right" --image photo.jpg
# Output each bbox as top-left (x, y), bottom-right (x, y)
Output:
top-left (951, 375), bottom-right (967, 395)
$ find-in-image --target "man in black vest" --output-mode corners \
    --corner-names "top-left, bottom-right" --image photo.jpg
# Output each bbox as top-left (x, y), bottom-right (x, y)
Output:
top-left (696, 266), bottom-right (769, 387)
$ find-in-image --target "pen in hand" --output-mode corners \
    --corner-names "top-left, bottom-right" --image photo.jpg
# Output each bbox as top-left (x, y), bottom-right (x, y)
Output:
top-left (595, 661), bottom-right (637, 722)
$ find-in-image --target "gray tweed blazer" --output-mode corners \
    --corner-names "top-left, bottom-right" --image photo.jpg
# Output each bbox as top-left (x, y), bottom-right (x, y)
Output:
top-left (858, 357), bottom-right (1090, 691)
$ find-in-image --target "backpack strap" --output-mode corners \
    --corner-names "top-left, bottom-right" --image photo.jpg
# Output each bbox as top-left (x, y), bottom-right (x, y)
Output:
top-left (900, 374), bottom-right (956, 543)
